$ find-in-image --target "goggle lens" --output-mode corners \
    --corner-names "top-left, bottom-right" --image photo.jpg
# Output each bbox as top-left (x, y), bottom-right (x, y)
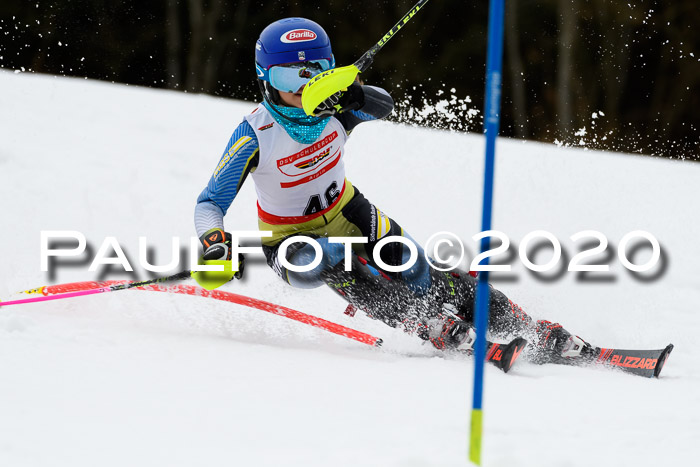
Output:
top-left (268, 59), bottom-right (332, 93)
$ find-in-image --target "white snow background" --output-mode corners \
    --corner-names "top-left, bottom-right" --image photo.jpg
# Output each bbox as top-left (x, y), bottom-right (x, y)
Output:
top-left (1, 71), bottom-right (699, 466)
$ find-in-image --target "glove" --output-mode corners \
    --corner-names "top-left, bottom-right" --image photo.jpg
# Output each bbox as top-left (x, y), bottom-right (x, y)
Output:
top-left (199, 228), bottom-right (245, 279)
top-left (313, 83), bottom-right (365, 116)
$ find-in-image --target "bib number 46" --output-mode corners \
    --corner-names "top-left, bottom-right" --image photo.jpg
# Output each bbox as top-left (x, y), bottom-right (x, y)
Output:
top-left (303, 181), bottom-right (340, 216)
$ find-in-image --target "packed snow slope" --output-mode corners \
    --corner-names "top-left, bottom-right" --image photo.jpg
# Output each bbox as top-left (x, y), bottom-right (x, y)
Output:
top-left (1, 71), bottom-right (699, 467)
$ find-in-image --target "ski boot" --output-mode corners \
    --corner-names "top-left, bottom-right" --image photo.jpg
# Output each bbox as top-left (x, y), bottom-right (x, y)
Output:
top-left (422, 304), bottom-right (476, 351)
top-left (530, 320), bottom-right (596, 365)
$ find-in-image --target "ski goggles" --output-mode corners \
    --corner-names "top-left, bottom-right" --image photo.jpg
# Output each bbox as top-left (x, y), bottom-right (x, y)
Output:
top-left (262, 59), bottom-right (333, 93)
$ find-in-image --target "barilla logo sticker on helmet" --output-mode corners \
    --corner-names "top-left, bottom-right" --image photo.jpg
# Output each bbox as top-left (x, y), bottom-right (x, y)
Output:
top-left (281, 29), bottom-right (317, 43)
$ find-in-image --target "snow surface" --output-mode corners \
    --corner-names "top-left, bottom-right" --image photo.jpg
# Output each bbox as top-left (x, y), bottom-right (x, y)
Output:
top-left (1, 70), bottom-right (699, 466)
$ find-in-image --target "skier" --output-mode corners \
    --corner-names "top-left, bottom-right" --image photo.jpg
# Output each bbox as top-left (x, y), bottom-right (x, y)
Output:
top-left (194, 17), bottom-right (588, 362)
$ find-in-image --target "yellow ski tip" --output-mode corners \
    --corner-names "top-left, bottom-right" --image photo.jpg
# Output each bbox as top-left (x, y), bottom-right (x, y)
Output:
top-left (301, 64), bottom-right (360, 115)
top-left (469, 409), bottom-right (483, 465)
top-left (191, 259), bottom-right (236, 291)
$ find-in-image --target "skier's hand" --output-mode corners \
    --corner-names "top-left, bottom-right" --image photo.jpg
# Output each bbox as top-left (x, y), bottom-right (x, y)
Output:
top-left (200, 228), bottom-right (232, 261)
top-left (199, 228), bottom-right (245, 280)
top-left (313, 83), bottom-right (365, 116)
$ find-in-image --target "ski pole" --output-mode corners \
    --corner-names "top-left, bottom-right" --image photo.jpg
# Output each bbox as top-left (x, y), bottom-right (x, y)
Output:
top-left (142, 282), bottom-right (384, 347)
top-left (302, 0), bottom-right (432, 115)
top-left (0, 270), bottom-right (191, 308)
top-left (5, 278), bottom-right (384, 347)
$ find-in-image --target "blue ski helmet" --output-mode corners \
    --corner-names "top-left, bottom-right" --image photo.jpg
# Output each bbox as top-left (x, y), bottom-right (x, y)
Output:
top-left (255, 18), bottom-right (335, 103)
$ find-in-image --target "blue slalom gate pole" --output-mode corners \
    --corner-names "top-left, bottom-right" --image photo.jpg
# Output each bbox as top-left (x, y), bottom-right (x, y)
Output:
top-left (469, 0), bottom-right (506, 465)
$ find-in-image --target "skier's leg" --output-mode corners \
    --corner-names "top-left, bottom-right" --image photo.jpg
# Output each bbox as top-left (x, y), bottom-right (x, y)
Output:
top-left (320, 254), bottom-right (475, 349)
top-left (321, 254), bottom-right (424, 328)
top-left (314, 187), bottom-right (481, 348)
top-left (426, 269), bottom-right (532, 336)
top-left (427, 269), bottom-right (592, 359)
top-left (262, 237), bottom-right (347, 289)
top-left (261, 229), bottom-right (436, 330)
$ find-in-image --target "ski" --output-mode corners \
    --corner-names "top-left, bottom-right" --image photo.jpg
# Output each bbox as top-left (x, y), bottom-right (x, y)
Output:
top-left (534, 342), bottom-right (674, 378)
top-left (590, 343), bottom-right (674, 378)
top-left (487, 336), bottom-right (528, 373)
top-left (456, 337), bottom-right (528, 374)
